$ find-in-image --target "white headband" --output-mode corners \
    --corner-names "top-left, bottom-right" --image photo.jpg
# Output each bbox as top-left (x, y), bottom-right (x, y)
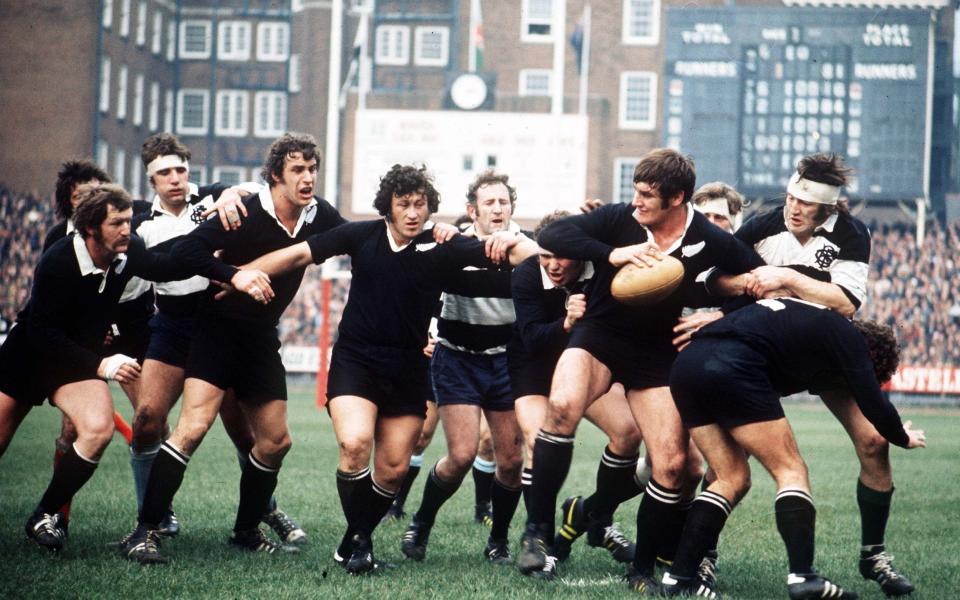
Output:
top-left (787, 172), bottom-right (840, 206)
top-left (146, 154), bottom-right (189, 178)
top-left (695, 197), bottom-right (742, 231)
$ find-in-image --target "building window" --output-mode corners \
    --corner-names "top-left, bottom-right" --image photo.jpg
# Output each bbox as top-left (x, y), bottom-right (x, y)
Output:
top-left (99, 57), bottom-right (111, 113)
top-left (257, 22), bottom-right (289, 62)
top-left (102, 0), bottom-right (113, 28)
top-left (375, 25), bottom-right (409, 66)
top-left (149, 82), bottom-right (159, 131)
top-left (214, 166), bottom-right (246, 186)
top-left (414, 26), bottom-right (449, 67)
top-left (189, 166), bottom-right (207, 186)
top-left (619, 71), bottom-right (657, 130)
top-left (622, 0), bottom-right (659, 46)
top-left (97, 140), bottom-right (109, 171)
top-left (114, 148), bottom-right (126, 188)
top-left (180, 20), bottom-right (212, 59)
top-left (117, 65), bottom-right (128, 120)
top-left (166, 21), bottom-right (176, 61)
top-left (614, 158), bottom-right (641, 204)
top-left (519, 69), bottom-right (552, 96)
top-left (130, 155), bottom-right (143, 199)
top-left (133, 73), bottom-right (144, 126)
top-left (288, 54), bottom-right (301, 93)
top-left (177, 89), bottom-right (209, 135)
top-left (151, 11), bottom-right (163, 54)
top-left (135, 1), bottom-right (147, 46)
top-left (522, 0), bottom-right (553, 42)
top-left (120, 0), bottom-right (131, 38)
top-left (254, 92), bottom-right (287, 137)
top-left (218, 21), bottom-right (251, 61)
top-left (164, 90), bottom-right (173, 132)
top-left (215, 90), bottom-right (249, 137)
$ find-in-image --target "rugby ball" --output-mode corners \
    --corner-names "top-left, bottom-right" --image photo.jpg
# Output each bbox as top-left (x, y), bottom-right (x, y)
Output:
top-left (611, 255), bottom-right (684, 306)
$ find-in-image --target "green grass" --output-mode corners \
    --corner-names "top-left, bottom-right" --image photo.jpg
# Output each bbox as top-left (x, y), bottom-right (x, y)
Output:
top-left (1, 384), bottom-right (958, 599)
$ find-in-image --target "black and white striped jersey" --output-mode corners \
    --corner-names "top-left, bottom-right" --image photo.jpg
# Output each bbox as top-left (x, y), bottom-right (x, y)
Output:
top-left (736, 207), bottom-right (871, 309)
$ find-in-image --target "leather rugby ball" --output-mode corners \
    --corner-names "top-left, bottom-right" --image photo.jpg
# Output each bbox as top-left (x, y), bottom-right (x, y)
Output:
top-left (611, 255), bottom-right (685, 306)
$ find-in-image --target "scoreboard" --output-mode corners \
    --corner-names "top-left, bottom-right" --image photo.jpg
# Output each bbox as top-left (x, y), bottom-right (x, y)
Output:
top-left (663, 8), bottom-right (931, 201)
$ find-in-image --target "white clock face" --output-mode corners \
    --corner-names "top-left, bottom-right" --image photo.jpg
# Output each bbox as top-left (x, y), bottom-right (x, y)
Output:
top-left (450, 73), bottom-right (488, 110)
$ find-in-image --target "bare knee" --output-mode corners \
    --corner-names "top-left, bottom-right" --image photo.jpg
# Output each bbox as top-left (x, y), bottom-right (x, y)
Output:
top-left (856, 431), bottom-right (890, 466)
top-left (375, 461), bottom-right (410, 491)
top-left (545, 396), bottom-right (581, 435)
top-left (445, 442), bottom-right (479, 477)
top-left (606, 422), bottom-right (642, 456)
top-left (75, 415), bottom-right (115, 456)
top-left (339, 436), bottom-right (373, 471)
top-left (256, 432), bottom-right (292, 465)
top-left (650, 451), bottom-right (688, 488)
top-left (133, 405), bottom-right (168, 446)
top-left (174, 419), bottom-right (214, 455)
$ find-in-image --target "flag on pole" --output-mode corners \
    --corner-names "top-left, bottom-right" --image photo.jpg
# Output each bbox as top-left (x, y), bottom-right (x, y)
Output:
top-left (339, 13), bottom-right (368, 109)
top-left (469, 0), bottom-right (484, 72)
top-left (570, 16), bottom-right (584, 74)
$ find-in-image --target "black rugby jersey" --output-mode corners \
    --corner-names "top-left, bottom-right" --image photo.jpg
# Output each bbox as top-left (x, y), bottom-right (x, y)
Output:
top-left (509, 255), bottom-right (593, 367)
top-left (171, 189), bottom-right (345, 325)
top-left (735, 207), bottom-right (871, 309)
top-left (538, 203), bottom-right (763, 337)
top-left (693, 298), bottom-right (909, 447)
top-left (306, 220), bottom-right (506, 352)
top-left (15, 234), bottom-right (188, 377)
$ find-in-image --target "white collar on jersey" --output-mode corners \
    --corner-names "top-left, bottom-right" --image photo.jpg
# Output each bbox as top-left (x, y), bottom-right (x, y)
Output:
top-left (636, 203), bottom-right (695, 256)
top-left (259, 187), bottom-right (317, 238)
top-left (460, 220), bottom-right (523, 239)
top-left (150, 182), bottom-right (200, 217)
top-left (813, 212), bottom-right (839, 234)
top-left (384, 219), bottom-right (436, 253)
top-left (540, 260), bottom-right (594, 290)
top-left (66, 219), bottom-right (76, 235)
top-left (73, 232), bottom-right (127, 290)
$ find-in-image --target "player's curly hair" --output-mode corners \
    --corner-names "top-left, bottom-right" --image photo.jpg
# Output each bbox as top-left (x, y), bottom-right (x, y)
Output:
top-left (534, 210), bottom-right (571, 240)
top-left (853, 319), bottom-right (901, 384)
top-left (466, 169), bottom-right (517, 208)
top-left (260, 132), bottom-right (319, 185)
top-left (797, 153), bottom-right (852, 217)
top-left (73, 184), bottom-right (132, 239)
top-left (54, 159), bottom-right (111, 220)
top-left (633, 148), bottom-right (696, 208)
top-left (372, 164), bottom-right (440, 219)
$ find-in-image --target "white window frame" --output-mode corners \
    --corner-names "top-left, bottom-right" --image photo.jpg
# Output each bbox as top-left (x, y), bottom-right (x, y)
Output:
top-left (622, 0), bottom-right (660, 46)
top-left (102, 0), bottom-right (113, 28)
top-left (375, 25), bottom-right (410, 66)
top-left (135, 0), bottom-right (147, 46)
top-left (215, 90), bottom-right (249, 137)
top-left (151, 11), bottom-right (163, 55)
top-left (130, 155), bottom-right (143, 199)
top-left (413, 26), bottom-right (449, 67)
top-left (120, 0), bottom-right (131, 38)
top-left (99, 57), bottom-right (111, 113)
top-left (148, 82), bottom-right (160, 131)
top-left (288, 54), bottom-right (301, 93)
top-left (254, 91), bottom-right (287, 138)
top-left (619, 71), bottom-right (657, 130)
top-left (213, 166), bottom-right (247, 186)
top-left (519, 69), bottom-right (552, 97)
top-left (133, 73), bottom-right (144, 126)
top-left (179, 20), bottom-right (212, 60)
top-left (256, 22), bottom-right (290, 62)
top-left (166, 21), bottom-right (176, 61)
top-left (189, 166), bottom-right (207, 186)
top-left (521, 0), bottom-right (554, 43)
top-left (114, 148), bottom-right (126, 188)
top-left (97, 140), bottom-right (109, 171)
top-left (177, 89), bottom-right (210, 136)
top-left (117, 65), bottom-right (128, 120)
top-left (218, 21), bottom-right (252, 61)
top-left (163, 89), bottom-right (174, 132)
top-left (613, 157), bottom-right (642, 204)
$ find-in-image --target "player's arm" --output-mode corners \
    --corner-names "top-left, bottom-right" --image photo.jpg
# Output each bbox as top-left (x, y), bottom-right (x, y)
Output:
top-left (125, 235), bottom-right (194, 283)
top-left (201, 182), bottom-right (263, 230)
top-left (746, 266), bottom-right (857, 317)
top-left (485, 231), bottom-right (539, 266)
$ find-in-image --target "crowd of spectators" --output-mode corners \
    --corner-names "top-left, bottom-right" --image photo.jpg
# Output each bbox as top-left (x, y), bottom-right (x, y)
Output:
top-left (863, 219), bottom-right (960, 367)
top-left (2, 184), bottom-right (957, 367)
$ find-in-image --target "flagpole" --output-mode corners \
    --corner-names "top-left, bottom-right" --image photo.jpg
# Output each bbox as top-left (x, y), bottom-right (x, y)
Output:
top-left (551, 0), bottom-right (566, 115)
top-left (468, 0), bottom-right (478, 73)
top-left (324, 0), bottom-right (343, 203)
top-left (578, 4), bottom-right (590, 115)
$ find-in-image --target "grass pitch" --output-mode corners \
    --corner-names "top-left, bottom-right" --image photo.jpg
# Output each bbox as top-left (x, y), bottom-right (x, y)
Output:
top-left (1, 384), bottom-right (957, 599)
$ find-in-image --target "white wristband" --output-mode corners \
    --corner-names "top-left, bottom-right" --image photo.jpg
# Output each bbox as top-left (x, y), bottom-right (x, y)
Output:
top-left (103, 354), bottom-right (137, 380)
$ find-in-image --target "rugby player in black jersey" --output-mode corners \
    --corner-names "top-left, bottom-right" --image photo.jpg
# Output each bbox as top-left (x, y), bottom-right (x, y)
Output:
top-left (519, 149), bottom-right (764, 592)
top-left (232, 164), bottom-right (538, 574)
top-left (0, 184), bottom-right (192, 552)
top-left (116, 133), bottom-right (346, 563)
top-left (510, 212), bottom-right (643, 576)
top-left (663, 299), bottom-right (925, 599)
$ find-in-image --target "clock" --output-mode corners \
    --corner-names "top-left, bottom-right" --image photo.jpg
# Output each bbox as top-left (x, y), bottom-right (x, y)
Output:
top-left (450, 73), bottom-right (488, 110)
